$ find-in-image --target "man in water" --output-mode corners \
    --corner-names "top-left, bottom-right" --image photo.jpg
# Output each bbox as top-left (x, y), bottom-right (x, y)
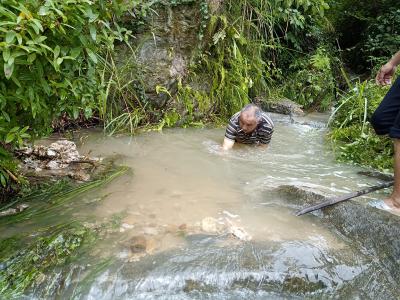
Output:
top-left (371, 50), bottom-right (400, 211)
top-left (222, 104), bottom-right (274, 150)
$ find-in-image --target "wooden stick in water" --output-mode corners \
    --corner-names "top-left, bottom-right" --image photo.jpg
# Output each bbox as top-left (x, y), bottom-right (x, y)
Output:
top-left (295, 181), bottom-right (394, 216)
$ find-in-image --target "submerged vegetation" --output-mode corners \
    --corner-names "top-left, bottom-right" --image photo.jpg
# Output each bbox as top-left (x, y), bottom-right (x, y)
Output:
top-left (0, 164), bottom-right (128, 297)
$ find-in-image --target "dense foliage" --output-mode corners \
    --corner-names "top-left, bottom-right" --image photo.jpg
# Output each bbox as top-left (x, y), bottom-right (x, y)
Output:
top-left (329, 79), bottom-right (393, 171)
top-left (326, 1), bottom-right (400, 171)
top-left (0, 0), bottom-right (130, 189)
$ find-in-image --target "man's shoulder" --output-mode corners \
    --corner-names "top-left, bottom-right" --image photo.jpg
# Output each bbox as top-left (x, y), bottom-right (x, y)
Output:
top-left (230, 111), bottom-right (241, 122)
top-left (260, 111), bottom-right (274, 128)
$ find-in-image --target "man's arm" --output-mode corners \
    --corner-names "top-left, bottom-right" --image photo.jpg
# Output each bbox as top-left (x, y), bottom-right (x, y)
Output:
top-left (222, 137), bottom-right (235, 150)
top-left (376, 51), bottom-right (400, 85)
top-left (258, 124), bottom-right (273, 149)
top-left (223, 117), bottom-right (238, 150)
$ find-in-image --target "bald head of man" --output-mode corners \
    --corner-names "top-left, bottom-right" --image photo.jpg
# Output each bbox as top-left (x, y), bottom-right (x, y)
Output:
top-left (238, 104), bottom-right (261, 134)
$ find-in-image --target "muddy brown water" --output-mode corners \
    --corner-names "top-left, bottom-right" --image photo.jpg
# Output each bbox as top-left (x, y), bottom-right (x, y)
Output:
top-left (18, 113), bottom-right (399, 298)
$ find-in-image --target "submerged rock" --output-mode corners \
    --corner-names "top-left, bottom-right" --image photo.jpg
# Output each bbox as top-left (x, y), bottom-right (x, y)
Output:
top-left (201, 217), bottom-right (223, 234)
top-left (198, 216), bottom-right (252, 241)
top-left (358, 170), bottom-right (394, 182)
top-left (129, 235), bottom-right (148, 254)
top-left (274, 184), bottom-right (400, 289)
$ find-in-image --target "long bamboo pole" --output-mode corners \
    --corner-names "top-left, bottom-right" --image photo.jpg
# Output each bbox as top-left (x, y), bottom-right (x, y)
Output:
top-left (295, 181), bottom-right (394, 216)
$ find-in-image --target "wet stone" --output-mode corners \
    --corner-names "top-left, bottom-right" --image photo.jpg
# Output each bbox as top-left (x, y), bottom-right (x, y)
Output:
top-left (282, 276), bottom-right (327, 294)
top-left (17, 140), bottom-right (101, 182)
top-left (129, 236), bottom-right (148, 253)
top-left (357, 170), bottom-right (394, 182)
top-left (258, 97), bottom-right (305, 116)
top-left (0, 203), bottom-right (29, 217)
top-left (274, 184), bottom-right (400, 289)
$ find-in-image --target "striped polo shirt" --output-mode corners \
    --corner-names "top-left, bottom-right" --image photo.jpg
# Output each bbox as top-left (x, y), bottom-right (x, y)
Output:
top-left (224, 111), bottom-right (274, 145)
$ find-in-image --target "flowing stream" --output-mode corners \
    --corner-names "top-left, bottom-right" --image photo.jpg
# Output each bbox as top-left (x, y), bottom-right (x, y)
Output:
top-left (4, 113), bottom-right (398, 299)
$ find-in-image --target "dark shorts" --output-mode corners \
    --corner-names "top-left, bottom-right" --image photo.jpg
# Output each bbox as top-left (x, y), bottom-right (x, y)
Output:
top-left (371, 76), bottom-right (400, 139)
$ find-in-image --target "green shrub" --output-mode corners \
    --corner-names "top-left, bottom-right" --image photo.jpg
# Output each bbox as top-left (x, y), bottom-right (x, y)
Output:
top-left (327, 0), bottom-right (400, 73)
top-left (0, 0), bottom-right (130, 147)
top-left (282, 47), bottom-right (336, 111)
top-left (329, 79), bottom-right (393, 171)
top-left (362, 9), bottom-right (400, 68)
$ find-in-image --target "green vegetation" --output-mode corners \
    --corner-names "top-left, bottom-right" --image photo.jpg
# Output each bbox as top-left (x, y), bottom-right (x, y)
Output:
top-left (1, 0), bottom-right (400, 296)
top-left (0, 0), bottom-right (399, 189)
top-left (0, 223), bottom-right (93, 298)
top-left (325, 1), bottom-right (400, 171)
top-left (0, 164), bottom-right (128, 297)
top-left (328, 79), bottom-right (393, 171)
top-left (282, 47), bottom-right (336, 111)
top-left (0, 0), bottom-right (131, 190)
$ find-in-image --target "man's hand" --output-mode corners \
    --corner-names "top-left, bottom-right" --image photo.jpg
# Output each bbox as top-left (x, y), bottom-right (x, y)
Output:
top-left (376, 63), bottom-right (396, 86)
top-left (222, 137), bottom-right (235, 150)
top-left (257, 143), bottom-right (269, 149)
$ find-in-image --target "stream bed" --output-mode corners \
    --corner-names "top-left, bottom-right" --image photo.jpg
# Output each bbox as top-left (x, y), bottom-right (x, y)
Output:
top-left (2, 113), bottom-right (399, 299)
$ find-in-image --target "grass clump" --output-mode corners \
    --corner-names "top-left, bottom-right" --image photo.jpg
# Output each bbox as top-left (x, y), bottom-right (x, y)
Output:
top-left (328, 78), bottom-right (393, 171)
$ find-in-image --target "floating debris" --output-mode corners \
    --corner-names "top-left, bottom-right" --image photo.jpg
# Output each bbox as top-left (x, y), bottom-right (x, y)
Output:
top-left (199, 215), bottom-right (252, 241)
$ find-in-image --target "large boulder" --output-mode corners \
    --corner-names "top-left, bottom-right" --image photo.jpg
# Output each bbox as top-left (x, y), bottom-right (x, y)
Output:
top-left (274, 184), bottom-right (400, 289)
top-left (256, 97), bottom-right (305, 116)
top-left (116, 2), bottom-right (202, 108)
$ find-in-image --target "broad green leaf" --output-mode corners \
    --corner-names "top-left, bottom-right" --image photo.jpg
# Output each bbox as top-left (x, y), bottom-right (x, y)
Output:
top-left (31, 19), bottom-right (44, 32)
top-left (54, 45), bottom-right (60, 59)
top-left (16, 33), bottom-right (22, 44)
top-left (8, 56), bottom-right (14, 66)
top-left (37, 36), bottom-right (47, 43)
top-left (85, 8), bottom-right (98, 22)
top-left (4, 61), bottom-right (14, 79)
top-left (70, 47), bottom-right (81, 58)
top-left (3, 48), bottom-right (10, 62)
top-left (5, 31), bottom-right (16, 44)
top-left (86, 48), bottom-right (98, 64)
top-left (56, 57), bottom-right (63, 66)
top-left (38, 6), bottom-right (50, 16)
top-left (84, 106), bottom-right (92, 118)
top-left (29, 22), bottom-right (40, 34)
top-left (38, 43), bottom-right (53, 52)
top-left (2, 111), bottom-right (10, 122)
top-left (5, 132), bottom-right (15, 143)
top-left (11, 74), bottom-right (21, 87)
top-left (10, 127), bottom-right (20, 133)
top-left (89, 24), bottom-right (97, 41)
top-left (10, 50), bottom-right (24, 59)
top-left (73, 107), bottom-right (79, 119)
top-left (0, 174), bottom-right (6, 187)
top-left (0, 7), bottom-right (16, 20)
top-left (27, 53), bottom-right (36, 63)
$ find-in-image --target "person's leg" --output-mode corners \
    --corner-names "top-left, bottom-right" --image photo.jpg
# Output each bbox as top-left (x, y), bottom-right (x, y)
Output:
top-left (371, 77), bottom-right (400, 210)
top-left (371, 77), bottom-right (400, 135)
top-left (385, 139), bottom-right (400, 209)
